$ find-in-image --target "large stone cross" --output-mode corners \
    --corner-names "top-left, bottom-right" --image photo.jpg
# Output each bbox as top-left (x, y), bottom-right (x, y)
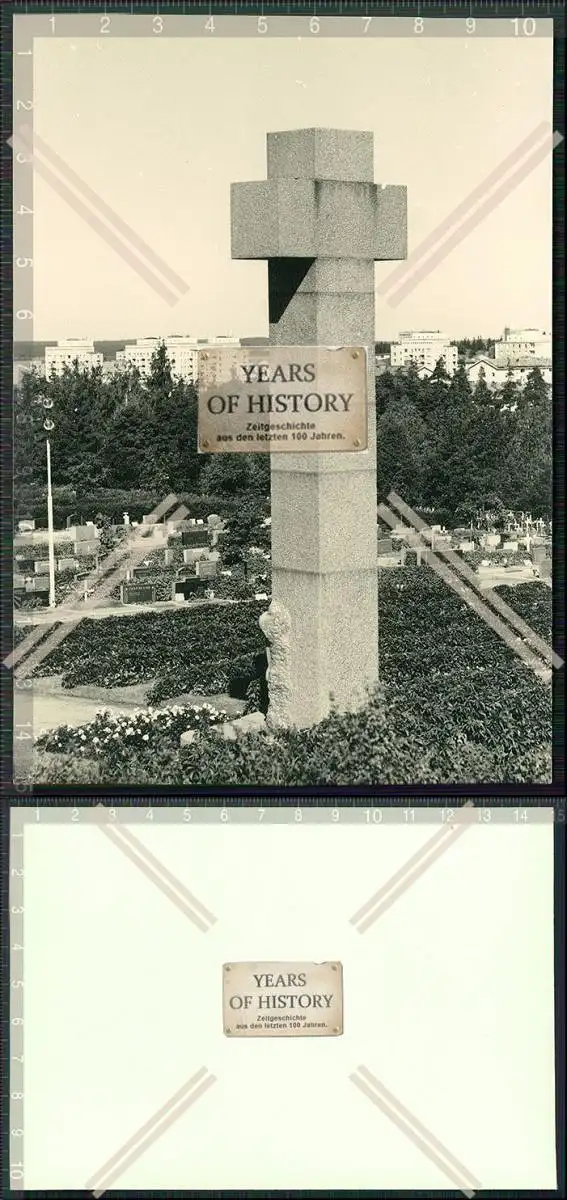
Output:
top-left (231, 128), bottom-right (407, 729)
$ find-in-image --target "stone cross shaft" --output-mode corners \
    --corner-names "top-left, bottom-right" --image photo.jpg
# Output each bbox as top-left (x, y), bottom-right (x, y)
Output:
top-left (231, 128), bottom-right (407, 729)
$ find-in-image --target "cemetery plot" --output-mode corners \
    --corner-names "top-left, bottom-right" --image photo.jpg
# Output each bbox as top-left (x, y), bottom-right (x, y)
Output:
top-left (14, 603), bottom-right (268, 691)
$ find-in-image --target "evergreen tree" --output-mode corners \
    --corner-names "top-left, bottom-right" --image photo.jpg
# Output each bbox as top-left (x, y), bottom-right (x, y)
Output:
top-left (377, 399), bottom-right (429, 507)
top-left (447, 363), bottom-right (473, 407)
top-left (497, 369), bottom-right (521, 412)
top-left (472, 370), bottom-right (493, 408)
top-left (14, 368), bottom-right (46, 488)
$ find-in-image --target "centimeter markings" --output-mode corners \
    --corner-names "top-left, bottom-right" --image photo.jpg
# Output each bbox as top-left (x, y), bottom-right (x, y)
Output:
top-left (9, 809), bottom-right (26, 1192)
top-left (9, 804), bottom-right (561, 823)
top-left (13, 17), bottom-right (36, 808)
top-left (11, 10), bottom-right (554, 38)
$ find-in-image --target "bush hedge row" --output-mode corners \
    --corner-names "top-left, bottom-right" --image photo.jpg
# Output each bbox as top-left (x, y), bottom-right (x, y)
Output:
top-left (14, 489), bottom-right (245, 529)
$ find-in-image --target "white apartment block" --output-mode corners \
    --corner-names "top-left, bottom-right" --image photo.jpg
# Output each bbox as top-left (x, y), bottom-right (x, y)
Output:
top-left (494, 327), bottom-right (552, 364)
top-left (45, 339), bottom-right (103, 376)
top-left (115, 335), bottom-right (240, 382)
top-left (390, 330), bottom-right (458, 376)
top-left (465, 357), bottom-right (552, 390)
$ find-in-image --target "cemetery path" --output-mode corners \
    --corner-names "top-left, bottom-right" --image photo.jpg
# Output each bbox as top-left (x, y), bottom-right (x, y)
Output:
top-left (22, 676), bottom-right (245, 738)
top-left (30, 691), bottom-right (134, 736)
top-left (14, 597), bottom-right (253, 625)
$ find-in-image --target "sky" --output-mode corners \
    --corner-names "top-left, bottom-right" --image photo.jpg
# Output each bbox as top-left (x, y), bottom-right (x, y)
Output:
top-left (30, 28), bottom-right (554, 342)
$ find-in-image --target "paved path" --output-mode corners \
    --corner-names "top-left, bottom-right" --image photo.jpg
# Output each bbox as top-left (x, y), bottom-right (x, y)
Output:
top-left (14, 596), bottom-right (256, 625)
top-left (15, 689), bottom-right (136, 739)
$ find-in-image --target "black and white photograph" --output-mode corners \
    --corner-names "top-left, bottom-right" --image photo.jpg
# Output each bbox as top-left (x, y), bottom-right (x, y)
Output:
top-left (10, 11), bottom-right (557, 786)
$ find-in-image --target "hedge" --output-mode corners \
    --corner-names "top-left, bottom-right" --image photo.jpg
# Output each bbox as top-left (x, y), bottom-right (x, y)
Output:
top-left (16, 601), bottom-right (269, 691)
top-left (14, 489), bottom-right (248, 529)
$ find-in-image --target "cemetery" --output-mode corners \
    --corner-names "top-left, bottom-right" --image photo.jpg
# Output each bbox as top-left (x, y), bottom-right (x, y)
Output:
top-left (15, 129), bottom-right (554, 787)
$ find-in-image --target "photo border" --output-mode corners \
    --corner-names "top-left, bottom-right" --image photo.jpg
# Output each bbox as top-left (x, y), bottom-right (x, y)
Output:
top-left (1, 0), bottom-right (565, 801)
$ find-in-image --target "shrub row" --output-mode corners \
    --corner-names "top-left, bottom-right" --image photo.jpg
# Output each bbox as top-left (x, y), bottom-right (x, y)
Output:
top-left (18, 601), bottom-right (268, 691)
top-left (14, 489), bottom-right (246, 529)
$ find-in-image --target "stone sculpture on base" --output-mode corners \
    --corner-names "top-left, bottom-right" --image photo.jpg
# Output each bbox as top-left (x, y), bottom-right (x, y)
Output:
top-left (259, 601), bottom-right (293, 729)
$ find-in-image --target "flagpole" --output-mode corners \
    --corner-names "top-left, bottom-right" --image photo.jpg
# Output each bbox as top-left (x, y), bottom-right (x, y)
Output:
top-left (46, 438), bottom-right (56, 608)
top-left (40, 396), bottom-right (57, 609)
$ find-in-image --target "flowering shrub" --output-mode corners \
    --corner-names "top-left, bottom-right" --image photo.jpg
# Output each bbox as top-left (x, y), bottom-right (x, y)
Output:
top-left (36, 702), bottom-right (228, 762)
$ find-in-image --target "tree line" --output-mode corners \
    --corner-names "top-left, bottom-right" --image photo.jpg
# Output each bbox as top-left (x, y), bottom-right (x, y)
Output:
top-left (14, 344), bottom-right (551, 521)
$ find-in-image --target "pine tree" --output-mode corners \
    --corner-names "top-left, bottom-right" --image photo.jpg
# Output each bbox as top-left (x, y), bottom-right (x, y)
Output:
top-left (472, 369), bottom-right (493, 408)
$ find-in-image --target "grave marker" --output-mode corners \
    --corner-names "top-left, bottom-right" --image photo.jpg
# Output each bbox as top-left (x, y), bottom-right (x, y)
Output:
top-left (75, 540), bottom-right (99, 557)
top-left (183, 547), bottom-right (208, 565)
top-left (182, 529), bottom-right (210, 548)
top-left (120, 583), bottom-right (156, 605)
top-left (231, 127), bottom-right (407, 727)
top-left (196, 559), bottom-right (218, 579)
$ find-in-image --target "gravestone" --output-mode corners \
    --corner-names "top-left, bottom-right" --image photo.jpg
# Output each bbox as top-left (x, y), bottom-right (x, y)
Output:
top-left (75, 522), bottom-right (97, 540)
top-left (232, 127), bottom-right (407, 727)
top-left (75, 540), bottom-right (99, 557)
top-left (503, 540), bottom-right (518, 551)
top-left (196, 559), bottom-right (218, 579)
top-left (175, 577), bottom-right (206, 599)
top-left (182, 529), bottom-right (210, 548)
top-left (132, 566), bottom-right (156, 580)
top-left (120, 583), bottom-right (156, 605)
top-left (28, 577), bottom-right (49, 593)
top-left (16, 558), bottom-right (35, 574)
top-left (14, 574), bottom-right (26, 590)
top-left (17, 519), bottom-right (35, 534)
top-left (34, 560), bottom-right (50, 575)
top-left (57, 556), bottom-right (77, 572)
top-left (377, 537), bottom-right (393, 555)
top-left (183, 547), bottom-right (208, 565)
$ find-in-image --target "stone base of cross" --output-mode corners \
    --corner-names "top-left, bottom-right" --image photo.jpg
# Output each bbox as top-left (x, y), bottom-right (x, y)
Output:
top-left (232, 128), bottom-right (407, 729)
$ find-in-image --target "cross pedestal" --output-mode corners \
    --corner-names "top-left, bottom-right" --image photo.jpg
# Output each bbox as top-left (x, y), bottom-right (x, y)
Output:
top-left (232, 128), bottom-right (407, 728)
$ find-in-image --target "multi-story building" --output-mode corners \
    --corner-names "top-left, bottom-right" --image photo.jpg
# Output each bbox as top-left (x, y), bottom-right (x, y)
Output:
top-left (465, 357), bottom-right (552, 390)
top-left (493, 328), bottom-right (551, 364)
top-left (115, 335), bottom-right (240, 382)
top-left (45, 339), bottom-right (103, 376)
top-left (390, 330), bottom-right (458, 376)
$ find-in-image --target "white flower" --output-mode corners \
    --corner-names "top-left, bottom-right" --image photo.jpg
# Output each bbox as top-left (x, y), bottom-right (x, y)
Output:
top-left (142, 733), bottom-right (149, 741)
